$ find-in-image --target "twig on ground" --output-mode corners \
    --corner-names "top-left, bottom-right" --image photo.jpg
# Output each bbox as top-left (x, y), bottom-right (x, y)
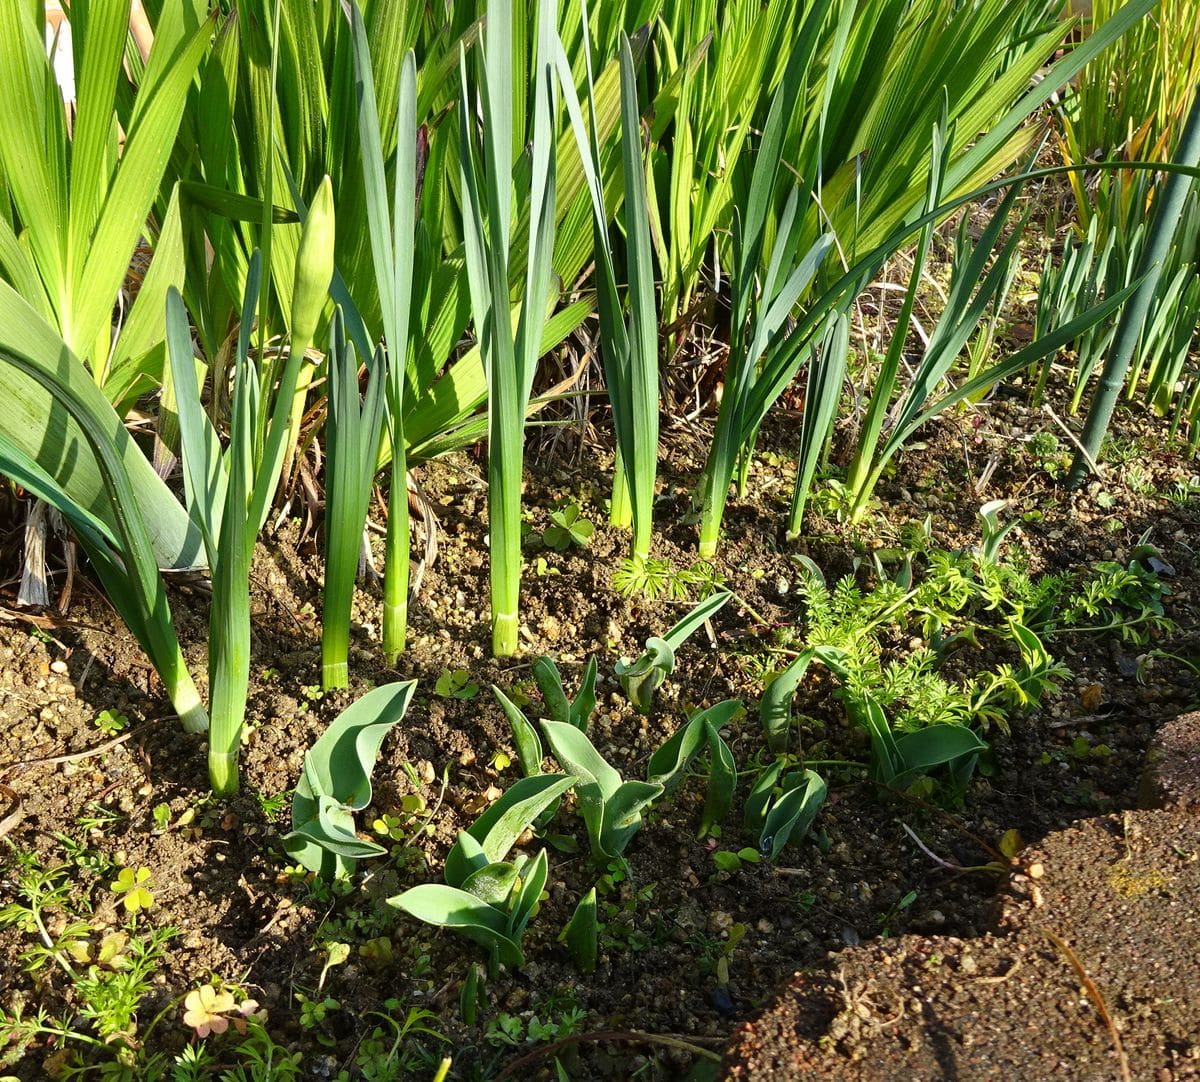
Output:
top-left (0, 720), bottom-right (161, 773)
top-left (1043, 929), bottom-right (1131, 1082)
top-left (495, 1030), bottom-right (723, 1079)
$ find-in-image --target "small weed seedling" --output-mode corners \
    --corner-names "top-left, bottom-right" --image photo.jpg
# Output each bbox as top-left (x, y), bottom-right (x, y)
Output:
top-left (879, 889), bottom-right (918, 937)
top-left (92, 708), bottom-right (129, 736)
top-left (597, 866), bottom-right (657, 954)
top-left (0, 851), bottom-right (181, 1068)
top-left (109, 867), bottom-right (155, 914)
top-left (613, 556), bottom-right (727, 600)
top-left (295, 992), bottom-right (341, 1047)
top-left (151, 803), bottom-right (172, 832)
top-left (485, 1004), bottom-right (586, 1047)
top-left (333, 1003), bottom-right (449, 1081)
top-left (543, 502), bottom-right (594, 550)
top-left (435, 668), bottom-right (480, 700)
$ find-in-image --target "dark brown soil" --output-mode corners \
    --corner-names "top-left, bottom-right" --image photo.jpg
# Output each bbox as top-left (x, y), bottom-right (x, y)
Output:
top-left (0, 386), bottom-right (1197, 1080)
top-left (723, 712), bottom-right (1200, 1081)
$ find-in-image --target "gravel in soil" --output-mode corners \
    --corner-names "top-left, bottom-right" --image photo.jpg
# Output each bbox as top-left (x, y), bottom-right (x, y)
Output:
top-left (0, 388), bottom-right (1196, 1080)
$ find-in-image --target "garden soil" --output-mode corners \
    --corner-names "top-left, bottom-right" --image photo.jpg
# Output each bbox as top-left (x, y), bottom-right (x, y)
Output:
top-left (0, 388), bottom-right (1197, 1080)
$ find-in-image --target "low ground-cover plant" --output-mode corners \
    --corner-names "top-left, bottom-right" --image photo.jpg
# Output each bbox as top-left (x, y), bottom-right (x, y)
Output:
top-left (0, 855), bottom-right (176, 1063)
top-left (542, 502), bottom-right (595, 551)
top-left (763, 508), bottom-right (1175, 797)
top-left (0, 850), bottom-right (298, 1079)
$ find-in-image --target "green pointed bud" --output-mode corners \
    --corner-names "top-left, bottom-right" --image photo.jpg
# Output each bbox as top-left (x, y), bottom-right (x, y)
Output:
top-left (290, 176), bottom-right (335, 350)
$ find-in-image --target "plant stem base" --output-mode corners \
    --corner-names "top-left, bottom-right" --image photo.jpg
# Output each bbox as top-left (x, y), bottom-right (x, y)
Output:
top-left (493, 611), bottom-right (519, 657)
top-left (174, 685), bottom-right (209, 735)
top-left (323, 661), bottom-right (348, 690)
top-left (208, 751), bottom-right (240, 797)
top-left (383, 599), bottom-right (407, 667)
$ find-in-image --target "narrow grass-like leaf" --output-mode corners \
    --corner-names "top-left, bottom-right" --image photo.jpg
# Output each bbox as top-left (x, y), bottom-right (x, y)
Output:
top-left (0, 282), bottom-right (203, 569)
top-left (322, 312), bottom-right (387, 688)
top-left (459, 0), bottom-right (560, 655)
top-left (349, 4), bottom-right (418, 662)
top-left (787, 314), bottom-right (849, 540)
top-left (0, 343), bottom-right (206, 735)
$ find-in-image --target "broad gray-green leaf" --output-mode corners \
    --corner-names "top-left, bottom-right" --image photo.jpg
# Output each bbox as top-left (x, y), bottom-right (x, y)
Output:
top-left (446, 830), bottom-right (489, 889)
top-left (287, 681), bottom-right (416, 877)
top-left (560, 886), bottom-right (597, 973)
top-left (294, 682), bottom-right (416, 811)
top-left (492, 685), bottom-right (544, 777)
top-left (508, 847), bottom-right (549, 940)
top-left (569, 657), bottom-right (598, 730)
top-left (855, 694), bottom-right (903, 783)
top-left (894, 725), bottom-right (987, 786)
top-left (539, 720), bottom-right (623, 800)
top-left (444, 773), bottom-right (575, 889)
top-left (615, 636), bottom-right (674, 713)
top-left (662, 591), bottom-right (732, 650)
top-left (533, 656), bottom-right (571, 723)
top-left (461, 861), bottom-right (521, 906)
top-left (760, 649), bottom-right (816, 755)
top-left (598, 780), bottom-right (662, 859)
top-left (388, 884), bottom-right (525, 968)
top-left (700, 724), bottom-right (736, 837)
top-left (645, 713), bottom-right (706, 790)
top-left (744, 760), bottom-right (784, 832)
top-left (283, 793), bottom-right (388, 877)
top-left (760, 770), bottom-right (827, 862)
